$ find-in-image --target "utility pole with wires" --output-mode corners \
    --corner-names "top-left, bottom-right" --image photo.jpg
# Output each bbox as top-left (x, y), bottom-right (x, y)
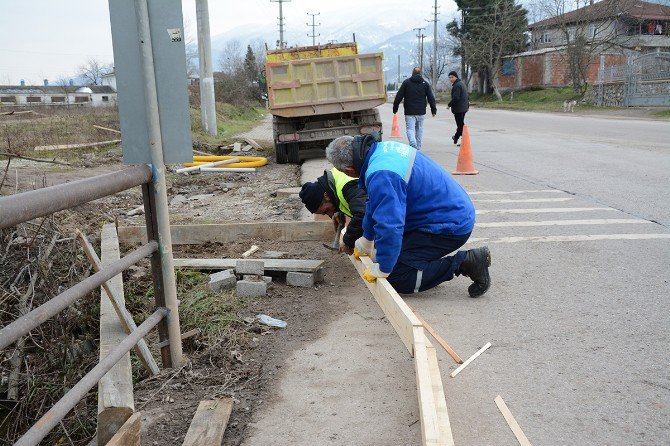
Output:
top-left (271, 0), bottom-right (291, 48)
top-left (306, 12), bottom-right (321, 46)
top-left (413, 27), bottom-right (425, 70)
top-left (431, 0), bottom-right (439, 88)
top-left (420, 33), bottom-right (426, 73)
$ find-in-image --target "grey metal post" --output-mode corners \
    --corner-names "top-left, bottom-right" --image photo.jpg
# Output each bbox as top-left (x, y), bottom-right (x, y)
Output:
top-left (134, 0), bottom-right (183, 367)
top-left (196, 0), bottom-right (217, 136)
top-left (432, 0), bottom-right (438, 89)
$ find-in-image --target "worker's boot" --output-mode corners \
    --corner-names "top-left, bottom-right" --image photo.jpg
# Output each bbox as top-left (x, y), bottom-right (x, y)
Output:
top-left (457, 246), bottom-right (491, 298)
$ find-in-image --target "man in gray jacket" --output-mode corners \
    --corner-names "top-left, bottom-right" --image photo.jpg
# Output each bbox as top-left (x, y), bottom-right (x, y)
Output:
top-left (447, 71), bottom-right (469, 145)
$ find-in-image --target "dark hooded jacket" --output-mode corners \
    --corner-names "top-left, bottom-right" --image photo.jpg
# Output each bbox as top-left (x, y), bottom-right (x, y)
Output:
top-left (392, 73), bottom-right (437, 116)
top-left (315, 170), bottom-right (367, 249)
top-left (448, 78), bottom-right (469, 114)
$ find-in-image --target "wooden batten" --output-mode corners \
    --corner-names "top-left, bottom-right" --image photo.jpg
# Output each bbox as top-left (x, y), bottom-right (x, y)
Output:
top-left (182, 399), bottom-right (234, 446)
top-left (106, 412), bottom-right (141, 446)
top-left (117, 221), bottom-right (334, 245)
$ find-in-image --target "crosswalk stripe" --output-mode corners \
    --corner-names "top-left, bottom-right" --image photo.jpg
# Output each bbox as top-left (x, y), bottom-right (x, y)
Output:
top-left (476, 219), bottom-right (650, 228)
top-left (476, 207), bottom-right (618, 215)
top-left (468, 190), bottom-right (564, 195)
top-left (482, 234), bottom-right (670, 243)
top-left (472, 198), bottom-right (573, 203)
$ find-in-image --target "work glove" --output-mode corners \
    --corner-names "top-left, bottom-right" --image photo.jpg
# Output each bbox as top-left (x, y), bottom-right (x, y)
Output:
top-left (353, 237), bottom-right (375, 261)
top-left (362, 263), bottom-right (390, 283)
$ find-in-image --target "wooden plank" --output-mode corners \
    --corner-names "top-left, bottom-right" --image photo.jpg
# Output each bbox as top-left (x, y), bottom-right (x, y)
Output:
top-left (412, 309), bottom-right (463, 364)
top-left (106, 412), bottom-right (141, 446)
top-left (173, 258), bottom-right (324, 273)
top-left (34, 139), bottom-right (121, 151)
top-left (117, 221), bottom-right (333, 245)
top-left (182, 398), bottom-right (234, 446)
top-left (426, 338), bottom-right (455, 446)
top-left (494, 396), bottom-right (532, 446)
top-left (93, 124), bottom-right (121, 134)
top-left (96, 225), bottom-right (134, 446)
top-left (414, 327), bottom-right (441, 445)
top-left (348, 254), bottom-right (421, 355)
top-left (77, 229), bottom-right (159, 376)
top-left (156, 328), bottom-right (201, 349)
top-left (450, 342), bottom-right (492, 378)
top-left (244, 137), bottom-right (263, 150)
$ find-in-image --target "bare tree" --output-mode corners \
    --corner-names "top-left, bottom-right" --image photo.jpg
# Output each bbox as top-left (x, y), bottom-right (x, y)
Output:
top-left (77, 58), bottom-right (113, 85)
top-left (218, 40), bottom-right (244, 74)
top-left (183, 18), bottom-right (199, 78)
top-left (532, 0), bottom-right (632, 94)
top-left (425, 28), bottom-right (456, 90)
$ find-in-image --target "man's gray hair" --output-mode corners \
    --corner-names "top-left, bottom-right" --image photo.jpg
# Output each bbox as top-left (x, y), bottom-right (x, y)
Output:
top-left (326, 136), bottom-right (355, 170)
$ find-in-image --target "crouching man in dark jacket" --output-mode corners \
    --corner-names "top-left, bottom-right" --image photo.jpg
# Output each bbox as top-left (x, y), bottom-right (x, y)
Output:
top-left (299, 168), bottom-right (367, 254)
top-left (447, 71), bottom-right (469, 145)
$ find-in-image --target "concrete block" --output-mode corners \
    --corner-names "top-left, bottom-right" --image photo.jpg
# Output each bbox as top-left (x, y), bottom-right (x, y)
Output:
top-left (243, 274), bottom-right (262, 281)
top-left (262, 276), bottom-right (272, 284)
top-left (236, 259), bottom-right (265, 275)
top-left (286, 272), bottom-right (315, 288)
top-left (261, 251), bottom-right (286, 259)
top-left (236, 280), bottom-right (267, 297)
top-left (315, 268), bottom-right (325, 283)
top-left (208, 269), bottom-right (236, 292)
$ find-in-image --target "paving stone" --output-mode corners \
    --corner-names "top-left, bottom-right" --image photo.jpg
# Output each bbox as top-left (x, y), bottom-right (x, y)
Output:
top-left (208, 269), bottom-right (236, 292)
top-left (286, 272), bottom-right (315, 288)
top-left (236, 259), bottom-right (265, 275)
top-left (237, 280), bottom-right (267, 297)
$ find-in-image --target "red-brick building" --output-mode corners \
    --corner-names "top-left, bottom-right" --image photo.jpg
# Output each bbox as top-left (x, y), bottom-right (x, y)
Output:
top-left (497, 0), bottom-right (670, 90)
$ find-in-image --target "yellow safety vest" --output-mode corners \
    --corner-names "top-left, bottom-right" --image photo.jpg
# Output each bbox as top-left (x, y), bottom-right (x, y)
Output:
top-left (330, 168), bottom-right (357, 218)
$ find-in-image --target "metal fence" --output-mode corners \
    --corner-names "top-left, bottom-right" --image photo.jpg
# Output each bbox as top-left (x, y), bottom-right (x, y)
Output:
top-left (597, 51), bottom-right (670, 106)
top-left (0, 166), bottom-right (181, 445)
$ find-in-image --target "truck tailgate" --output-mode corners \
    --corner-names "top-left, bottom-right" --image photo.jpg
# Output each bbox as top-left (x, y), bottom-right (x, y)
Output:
top-left (267, 53), bottom-right (386, 118)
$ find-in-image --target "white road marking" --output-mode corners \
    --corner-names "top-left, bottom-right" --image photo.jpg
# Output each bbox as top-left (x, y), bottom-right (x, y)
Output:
top-left (476, 207), bottom-right (618, 215)
top-left (472, 198), bottom-right (573, 203)
top-left (468, 189), bottom-right (564, 195)
top-left (489, 234), bottom-right (670, 243)
top-left (476, 219), bottom-right (650, 228)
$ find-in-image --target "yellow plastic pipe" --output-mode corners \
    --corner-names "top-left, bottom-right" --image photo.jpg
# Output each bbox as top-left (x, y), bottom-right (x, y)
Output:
top-left (182, 155), bottom-right (268, 169)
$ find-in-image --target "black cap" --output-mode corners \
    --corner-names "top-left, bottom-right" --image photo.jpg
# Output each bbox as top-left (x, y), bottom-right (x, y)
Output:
top-left (299, 181), bottom-right (326, 213)
top-left (448, 71), bottom-right (458, 78)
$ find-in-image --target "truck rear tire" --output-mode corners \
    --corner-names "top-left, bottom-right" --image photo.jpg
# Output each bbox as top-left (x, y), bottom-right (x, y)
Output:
top-left (274, 142), bottom-right (289, 164)
top-left (287, 142), bottom-right (301, 163)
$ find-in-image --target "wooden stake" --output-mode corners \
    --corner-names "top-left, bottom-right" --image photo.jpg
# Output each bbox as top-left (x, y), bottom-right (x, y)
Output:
top-left (411, 308), bottom-right (463, 364)
top-left (242, 245), bottom-right (259, 258)
top-left (494, 395), bottom-right (532, 446)
top-left (93, 124), bottom-right (122, 134)
top-left (182, 399), bottom-right (234, 446)
top-left (76, 229), bottom-right (159, 375)
top-left (449, 342), bottom-right (491, 378)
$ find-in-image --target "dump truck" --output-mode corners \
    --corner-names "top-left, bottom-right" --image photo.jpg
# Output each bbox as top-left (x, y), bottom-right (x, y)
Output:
top-left (265, 43), bottom-right (386, 164)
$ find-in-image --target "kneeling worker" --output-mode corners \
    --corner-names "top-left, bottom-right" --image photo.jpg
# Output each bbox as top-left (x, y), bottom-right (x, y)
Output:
top-left (325, 133), bottom-right (491, 297)
top-left (299, 168), bottom-right (367, 255)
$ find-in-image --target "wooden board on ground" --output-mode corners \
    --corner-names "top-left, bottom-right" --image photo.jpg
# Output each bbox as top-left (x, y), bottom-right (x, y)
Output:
top-left (118, 221), bottom-right (333, 245)
top-left (495, 395), bottom-right (532, 446)
top-left (244, 137), bottom-right (263, 150)
top-left (34, 139), bottom-right (121, 151)
top-left (93, 124), bottom-right (121, 134)
top-left (174, 258), bottom-right (324, 273)
top-left (97, 224), bottom-right (135, 445)
top-left (413, 328), bottom-right (455, 446)
top-left (276, 187), bottom-right (301, 197)
top-left (182, 398), bottom-right (234, 446)
top-left (106, 412), bottom-right (141, 446)
top-left (348, 254), bottom-right (421, 355)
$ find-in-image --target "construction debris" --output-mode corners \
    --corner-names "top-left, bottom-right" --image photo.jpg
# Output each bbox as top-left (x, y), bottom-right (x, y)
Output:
top-left (182, 398), bottom-right (234, 446)
top-left (241, 245), bottom-right (259, 258)
top-left (256, 314), bottom-right (287, 328)
top-left (449, 342), bottom-right (492, 378)
top-left (233, 142), bottom-right (242, 152)
top-left (93, 124), bottom-right (121, 134)
top-left (241, 144), bottom-right (253, 152)
top-left (174, 258), bottom-right (324, 273)
top-left (125, 205), bottom-right (145, 216)
top-left (235, 259), bottom-right (265, 275)
top-left (244, 137), bottom-right (263, 150)
top-left (208, 269), bottom-right (236, 292)
top-left (286, 271), bottom-right (315, 288)
top-left (237, 279), bottom-right (267, 297)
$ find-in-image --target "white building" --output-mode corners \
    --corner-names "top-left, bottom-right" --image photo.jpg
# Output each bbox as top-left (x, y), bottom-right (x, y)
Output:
top-left (0, 85), bottom-right (117, 107)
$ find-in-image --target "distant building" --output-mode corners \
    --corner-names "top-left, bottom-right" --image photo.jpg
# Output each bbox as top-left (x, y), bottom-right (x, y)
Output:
top-left (101, 72), bottom-right (117, 91)
top-left (0, 85), bottom-right (117, 107)
top-left (498, 0), bottom-right (670, 90)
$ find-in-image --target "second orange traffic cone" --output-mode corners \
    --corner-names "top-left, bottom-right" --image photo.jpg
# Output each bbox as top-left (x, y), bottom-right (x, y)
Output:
top-left (452, 125), bottom-right (479, 175)
top-left (390, 114), bottom-right (401, 138)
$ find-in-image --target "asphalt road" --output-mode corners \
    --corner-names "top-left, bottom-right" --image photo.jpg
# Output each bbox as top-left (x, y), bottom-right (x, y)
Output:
top-left (383, 103), bottom-right (670, 445)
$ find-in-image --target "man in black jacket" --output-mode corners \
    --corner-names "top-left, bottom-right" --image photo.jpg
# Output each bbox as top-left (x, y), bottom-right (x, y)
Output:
top-left (299, 168), bottom-right (367, 254)
top-left (392, 67), bottom-right (437, 150)
top-left (447, 71), bottom-right (469, 145)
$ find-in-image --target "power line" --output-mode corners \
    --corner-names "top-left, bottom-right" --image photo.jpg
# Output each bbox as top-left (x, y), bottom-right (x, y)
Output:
top-left (270, 0), bottom-right (291, 49)
top-left (306, 12), bottom-right (321, 46)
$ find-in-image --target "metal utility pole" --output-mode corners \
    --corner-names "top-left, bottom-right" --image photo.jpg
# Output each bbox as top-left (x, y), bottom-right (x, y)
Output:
top-left (413, 27), bottom-right (425, 70)
top-left (397, 54), bottom-right (401, 89)
top-left (431, 0), bottom-right (439, 88)
top-left (271, 0), bottom-right (291, 48)
top-left (307, 12), bottom-right (321, 46)
top-left (134, 0), bottom-right (183, 367)
top-left (196, 0), bottom-right (216, 136)
top-left (420, 33), bottom-right (426, 73)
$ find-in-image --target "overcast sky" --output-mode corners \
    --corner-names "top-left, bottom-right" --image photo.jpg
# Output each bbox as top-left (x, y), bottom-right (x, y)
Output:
top-left (0, 0), bottom-right (459, 85)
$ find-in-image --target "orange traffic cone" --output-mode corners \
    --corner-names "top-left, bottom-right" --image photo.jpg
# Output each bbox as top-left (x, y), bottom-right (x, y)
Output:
top-left (390, 114), bottom-right (401, 138)
top-left (452, 125), bottom-right (479, 175)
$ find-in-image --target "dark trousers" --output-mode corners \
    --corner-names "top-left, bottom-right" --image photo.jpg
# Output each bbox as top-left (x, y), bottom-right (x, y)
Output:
top-left (387, 231), bottom-right (470, 294)
top-left (453, 112), bottom-right (466, 142)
